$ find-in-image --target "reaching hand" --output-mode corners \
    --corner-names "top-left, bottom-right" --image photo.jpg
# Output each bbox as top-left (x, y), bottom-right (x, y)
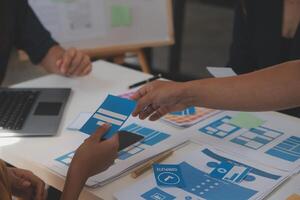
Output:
top-left (61, 124), bottom-right (119, 200)
top-left (132, 80), bottom-right (192, 121)
top-left (7, 167), bottom-right (46, 200)
top-left (55, 48), bottom-right (92, 77)
top-left (69, 124), bottom-right (119, 179)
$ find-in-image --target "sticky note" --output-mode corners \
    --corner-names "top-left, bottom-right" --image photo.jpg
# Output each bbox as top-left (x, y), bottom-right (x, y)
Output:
top-left (228, 112), bottom-right (265, 129)
top-left (111, 5), bottom-right (132, 27)
top-left (80, 95), bottom-right (136, 139)
top-left (153, 164), bottom-right (185, 188)
top-left (210, 161), bottom-right (251, 183)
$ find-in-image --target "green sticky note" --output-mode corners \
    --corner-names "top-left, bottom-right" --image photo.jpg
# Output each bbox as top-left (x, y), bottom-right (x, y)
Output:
top-left (111, 5), bottom-right (132, 27)
top-left (228, 112), bottom-right (265, 129)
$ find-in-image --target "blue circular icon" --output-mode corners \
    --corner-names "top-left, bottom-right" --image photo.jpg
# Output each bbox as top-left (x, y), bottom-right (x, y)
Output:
top-left (157, 172), bottom-right (180, 185)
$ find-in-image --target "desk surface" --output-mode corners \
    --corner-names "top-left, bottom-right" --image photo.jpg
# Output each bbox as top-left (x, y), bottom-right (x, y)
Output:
top-left (0, 60), bottom-right (299, 200)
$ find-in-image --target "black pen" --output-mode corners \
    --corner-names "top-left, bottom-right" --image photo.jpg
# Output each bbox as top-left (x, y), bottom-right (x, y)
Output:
top-left (129, 74), bottom-right (162, 89)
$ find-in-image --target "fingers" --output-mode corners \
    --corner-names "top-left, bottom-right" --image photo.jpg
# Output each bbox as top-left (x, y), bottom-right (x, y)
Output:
top-left (73, 55), bottom-right (92, 76)
top-left (24, 171), bottom-right (45, 200)
top-left (104, 134), bottom-right (119, 153)
top-left (59, 48), bottom-right (75, 75)
top-left (89, 124), bottom-right (111, 141)
top-left (149, 107), bottom-right (169, 121)
top-left (67, 50), bottom-right (84, 75)
top-left (11, 170), bottom-right (31, 188)
top-left (18, 170), bottom-right (45, 200)
top-left (138, 104), bottom-right (157, 120)
top-left (82, 63), bottom-right (92, 75)
top-left (132, 93), bottom-right (154, 117)
top-left (58, 48), bottom-right (92, 77)
top-left (131, 86), bottom-right (148, 101)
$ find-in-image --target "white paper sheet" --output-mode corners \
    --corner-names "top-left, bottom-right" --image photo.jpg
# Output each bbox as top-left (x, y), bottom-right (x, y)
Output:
top-left (44, 117), bottom-right (188, 187)
top-left (28, 0), bottom-right (107, 44)
top-left (207, 67), bottom-right (237, 78)
top-left (67, 112), bottom-right (92, 131)
top-left (114, 143), bottom-right (291, 200)
top-left (186, 111), bottom-right (300, 172)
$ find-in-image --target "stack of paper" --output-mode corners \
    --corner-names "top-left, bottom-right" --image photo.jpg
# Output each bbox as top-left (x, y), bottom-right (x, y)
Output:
top-left (45, 131), bottom-right (188, 187)
top-left (45, 95), bottom-right (189, 187)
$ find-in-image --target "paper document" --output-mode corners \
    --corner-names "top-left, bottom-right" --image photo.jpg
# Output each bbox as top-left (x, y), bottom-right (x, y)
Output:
top-left (80, 95), bottom-right (136, 139)
top-left (28, 0), bottom-right (107, 43)
top-left (44, 118), bottom-right (188, 187)
top-left (114, 143), bottom-right (291, 200)
top-left (67, 112), bottom-right (92, 131)
top-left (207, 66), bottom-right (237, 78)
top-left (186, 111), bottom-right (300, 172)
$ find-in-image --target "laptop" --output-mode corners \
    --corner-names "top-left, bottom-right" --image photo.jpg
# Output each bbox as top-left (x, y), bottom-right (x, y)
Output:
top-left (0, 88), bottom-right (71, 137)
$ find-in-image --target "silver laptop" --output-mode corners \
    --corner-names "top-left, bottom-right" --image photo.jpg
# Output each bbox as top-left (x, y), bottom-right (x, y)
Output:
top-left (0, 88), bottom-right (71, 137)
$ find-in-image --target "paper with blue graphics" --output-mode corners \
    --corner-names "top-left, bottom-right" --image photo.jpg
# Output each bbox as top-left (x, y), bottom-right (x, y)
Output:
top-left (170, 107), bottom-right (196, 116)
top-left (210, 161), bottom-right (251, 183)
top-left (153, 164), bottom-right (185, 188)
top-left (80, 95), bottom-right (136, 139)
top-left (114, 144), bottom-right (290, 200)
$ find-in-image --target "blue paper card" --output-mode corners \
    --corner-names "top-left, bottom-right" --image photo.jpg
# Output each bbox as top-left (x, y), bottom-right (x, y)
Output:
top-left (170, 107), bottom-right (196, 116)
top-left (153, 164), bottom-right (185, 188)
top-left (210, 161), bottom-right (251, 183)
top-left (80, 95), bottom-right (136, 139)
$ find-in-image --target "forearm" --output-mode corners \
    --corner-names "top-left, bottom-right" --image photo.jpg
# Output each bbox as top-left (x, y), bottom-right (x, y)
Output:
top-left (184, 60), bottom-right (300, 111)
top-left (60, 166), bottom-right (87, 200)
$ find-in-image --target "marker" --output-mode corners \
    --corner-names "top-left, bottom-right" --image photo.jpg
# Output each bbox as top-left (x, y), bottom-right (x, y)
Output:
top-left (129, 74), bottom-right (162, 89)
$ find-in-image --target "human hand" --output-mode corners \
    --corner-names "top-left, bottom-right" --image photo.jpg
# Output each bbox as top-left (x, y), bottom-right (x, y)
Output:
top-left (55, 48), bottom-right (92, 77)
top-left (68, 124), bottom-right (119, 180)
top-left (132, 80), bottom-right (192, 121)
top-left (7, 167), bottom-right (46, 200)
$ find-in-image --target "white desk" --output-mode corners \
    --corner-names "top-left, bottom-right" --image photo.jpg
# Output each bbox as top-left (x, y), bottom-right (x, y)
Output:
top-left (0, 60), bottom-right (299, 200)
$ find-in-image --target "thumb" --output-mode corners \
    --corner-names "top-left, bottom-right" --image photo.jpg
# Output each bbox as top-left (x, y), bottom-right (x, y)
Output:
top-left (56, 59), bottom-right (62, 67)
top-left (106, 133), bottom-right (119, 147)
top-left (89, 124), bottom-right (111, 141)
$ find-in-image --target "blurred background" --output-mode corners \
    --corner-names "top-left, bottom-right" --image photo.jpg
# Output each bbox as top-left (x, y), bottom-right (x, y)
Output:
top-left (3, 0), bottom-right (236, 86)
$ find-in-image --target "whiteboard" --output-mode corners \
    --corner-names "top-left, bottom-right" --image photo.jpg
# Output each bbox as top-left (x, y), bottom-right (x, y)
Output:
top-left (28, 0), bottom-right (174, 52)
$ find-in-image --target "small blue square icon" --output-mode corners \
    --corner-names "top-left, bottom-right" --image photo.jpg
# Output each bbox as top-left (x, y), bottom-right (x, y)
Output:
top-left (141, 187), bottom-right (175, 200)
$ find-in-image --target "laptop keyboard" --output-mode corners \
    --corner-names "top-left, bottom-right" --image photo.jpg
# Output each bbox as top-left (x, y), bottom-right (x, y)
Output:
top-left (0, 91), bottom-right (39, 130)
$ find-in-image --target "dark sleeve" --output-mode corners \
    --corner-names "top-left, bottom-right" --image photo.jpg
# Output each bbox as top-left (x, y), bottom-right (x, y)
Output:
top-left (227, 1), bottom-right (255, 74)
top-left (14, 0), bottom-right (58, 64)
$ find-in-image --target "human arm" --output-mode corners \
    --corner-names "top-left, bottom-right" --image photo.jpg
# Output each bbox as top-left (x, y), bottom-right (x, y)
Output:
top-left (132, 60), bottom-right (300, 120)
top-left (15, 1), bottom-right (91, 77)
top-left (60, 124), bottom-right (119, 200)
top-left (40, 45), bottom-right (92, 77)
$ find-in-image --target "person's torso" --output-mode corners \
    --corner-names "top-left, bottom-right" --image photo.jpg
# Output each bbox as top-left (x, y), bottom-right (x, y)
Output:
top-left (246, 0), bottom-right (300, 69)
top-left (0, 0), bottom-right (19, 80)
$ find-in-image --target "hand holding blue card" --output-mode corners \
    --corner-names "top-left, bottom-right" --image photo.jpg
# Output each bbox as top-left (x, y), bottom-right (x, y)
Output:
top-left (80, 95), bottom-right (137, 139)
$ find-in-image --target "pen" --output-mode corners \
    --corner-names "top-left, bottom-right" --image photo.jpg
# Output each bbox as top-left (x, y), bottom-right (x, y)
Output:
top-left (129, 74), bottom-right (162, 89)
top-left (131, 150), bottom-right (173, 178)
